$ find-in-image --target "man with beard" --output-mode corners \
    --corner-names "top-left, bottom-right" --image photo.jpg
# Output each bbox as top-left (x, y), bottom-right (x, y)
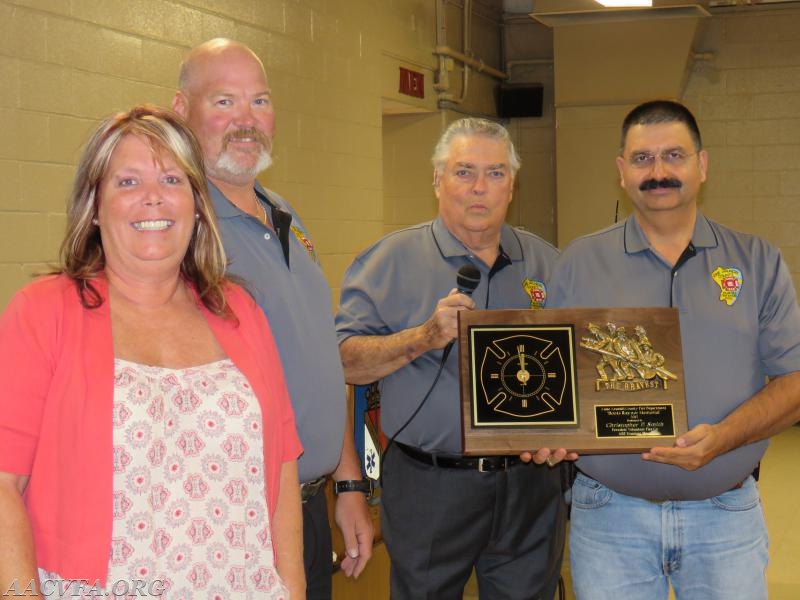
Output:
top-left (548, 100), bottom-right (800, 599)
top-left (173, 39), bottom-right (373, 598)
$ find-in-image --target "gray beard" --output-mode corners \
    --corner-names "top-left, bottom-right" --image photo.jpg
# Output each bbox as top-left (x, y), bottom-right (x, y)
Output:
top-left (213, 148), bottom-right (272, 180)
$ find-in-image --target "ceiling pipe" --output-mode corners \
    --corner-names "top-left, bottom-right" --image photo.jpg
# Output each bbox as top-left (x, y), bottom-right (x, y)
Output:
top-left (434, 45), bottom-right (510, 81)
top-left (434, 0), bottom-right (509, 108)
top-left (434, 0), bottom-right (451, 94)
top-left (441, 0), bottom-right (473, 105)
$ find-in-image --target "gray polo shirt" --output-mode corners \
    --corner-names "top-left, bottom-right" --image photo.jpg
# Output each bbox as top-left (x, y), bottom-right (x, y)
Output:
top-left (335, 218), bottom-right (558, 454)
top-left (549, 213), bottom-right (800, 500)
top-left (209, 181), bottom-right (345, 483)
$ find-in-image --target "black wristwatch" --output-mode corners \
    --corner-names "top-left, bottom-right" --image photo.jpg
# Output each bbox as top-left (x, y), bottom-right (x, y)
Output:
top-left (333, 479), bottom-right (374, 498)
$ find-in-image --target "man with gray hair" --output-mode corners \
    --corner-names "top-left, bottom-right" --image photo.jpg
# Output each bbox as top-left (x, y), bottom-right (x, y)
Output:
top-left (336, 118), bottom-right (565, 599)
top-left (173, 38), bottom-right (374, 598)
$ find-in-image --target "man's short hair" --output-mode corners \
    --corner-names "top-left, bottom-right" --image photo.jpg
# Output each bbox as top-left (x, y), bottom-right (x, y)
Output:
top-left (620, 100), bottom-right (702, 153)
top-left (431, 117), bottom-right (521, 177)
top-left (178, 38), bottom-right (264, 93)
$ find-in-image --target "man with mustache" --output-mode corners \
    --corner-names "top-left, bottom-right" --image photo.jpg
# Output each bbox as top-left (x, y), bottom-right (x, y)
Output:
top-left (174, 39), bottom-right (373, 598)
top-left (548, 100), bottom-right (800, 599)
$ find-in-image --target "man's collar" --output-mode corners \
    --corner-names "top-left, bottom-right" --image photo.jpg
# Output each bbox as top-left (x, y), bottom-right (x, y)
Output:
top-left (623, 212), bottom-right (718, 254)
top-left (207, 179), bottom-right (277, 218)
top-left (431, 217), bottom-right (523, 261)
top-left (253, 181), bottom-right (277, 209)
top-left (207, 180), bottom-right (243, 219)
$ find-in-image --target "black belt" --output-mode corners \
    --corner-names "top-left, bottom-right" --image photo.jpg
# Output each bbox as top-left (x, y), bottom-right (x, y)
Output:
top-left (397, 442), bottom-right (524, 473)
top-left (300, 476), bottom-right (327, 503)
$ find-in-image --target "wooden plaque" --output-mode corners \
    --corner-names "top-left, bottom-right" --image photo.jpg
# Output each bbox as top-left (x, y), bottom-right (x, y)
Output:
top-left (459, 307), bottom-right (688, 455)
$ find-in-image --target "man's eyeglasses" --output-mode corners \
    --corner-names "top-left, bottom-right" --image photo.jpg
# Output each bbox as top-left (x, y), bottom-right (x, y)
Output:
top-left (626, 149), bottom-right (697, 169)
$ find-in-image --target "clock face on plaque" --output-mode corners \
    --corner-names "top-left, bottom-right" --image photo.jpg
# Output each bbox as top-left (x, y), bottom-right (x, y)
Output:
top-left (470, 326), bottom-right (578, 427)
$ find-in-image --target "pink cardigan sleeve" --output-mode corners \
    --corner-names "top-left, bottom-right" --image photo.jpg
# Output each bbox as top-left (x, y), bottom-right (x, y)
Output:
top-left (0, 282), bottom-right (59, 474)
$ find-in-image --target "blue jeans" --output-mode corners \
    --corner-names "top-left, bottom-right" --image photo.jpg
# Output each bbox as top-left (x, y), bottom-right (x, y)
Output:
top-left (569, 472), bottom-right (768, 600)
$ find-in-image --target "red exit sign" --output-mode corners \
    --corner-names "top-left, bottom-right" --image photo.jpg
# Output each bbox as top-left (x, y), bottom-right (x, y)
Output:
top-left (399, 67), bottom-right (424, 99)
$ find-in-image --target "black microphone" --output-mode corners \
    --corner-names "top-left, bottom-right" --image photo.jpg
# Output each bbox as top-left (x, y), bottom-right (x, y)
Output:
top-left (442, 264), bottom-right (482, 362)
top-left (456, 263), bottom-right (481, 297)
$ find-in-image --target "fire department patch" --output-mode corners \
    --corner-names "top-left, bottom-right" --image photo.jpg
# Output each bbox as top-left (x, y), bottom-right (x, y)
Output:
top-left (711, 266), bottom-right (743, 306)
top-left (291, 225), bottom-right (317, 262)
top-left (522, 278), bottom-right (546, 309)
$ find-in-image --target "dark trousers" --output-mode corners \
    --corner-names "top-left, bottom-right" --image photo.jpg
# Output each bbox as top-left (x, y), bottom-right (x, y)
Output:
top-left (302, 489), bottom-right (333, 600)
top-left (381, 445), bottom-right (566, 600)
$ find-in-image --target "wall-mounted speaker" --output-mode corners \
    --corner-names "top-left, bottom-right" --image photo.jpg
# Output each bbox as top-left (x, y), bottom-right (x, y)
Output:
top-left (496, 83), bottom-right (544, 118)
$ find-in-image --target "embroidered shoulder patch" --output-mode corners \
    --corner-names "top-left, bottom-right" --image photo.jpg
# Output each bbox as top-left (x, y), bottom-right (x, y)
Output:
top-left (291, 225), bottom-right (317, 262)
top-left (711, 266), bottom-right (743, 306)
top-left (522, 278), bottom-right (547, 309)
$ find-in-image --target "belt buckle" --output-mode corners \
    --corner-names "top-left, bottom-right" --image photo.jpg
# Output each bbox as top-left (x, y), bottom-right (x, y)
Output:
top-left (478, 457), bottom-right (504, 473)
top-left (300, 476), bottom-right (326, 503)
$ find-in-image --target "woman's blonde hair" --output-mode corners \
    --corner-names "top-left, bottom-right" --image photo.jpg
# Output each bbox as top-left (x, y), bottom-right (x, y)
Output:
top-left (59, 104), bottom-right (230, 316)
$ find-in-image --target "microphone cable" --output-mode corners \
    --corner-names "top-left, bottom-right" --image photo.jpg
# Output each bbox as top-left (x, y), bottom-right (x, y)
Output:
top-left (379, 347), bottom-right (450, 482)
top-left (380, 264), bottom-right (481, 481)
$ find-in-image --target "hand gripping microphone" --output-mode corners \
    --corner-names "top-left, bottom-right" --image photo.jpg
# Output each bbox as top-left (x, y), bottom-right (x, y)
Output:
top-left (442, 264), bottom-right (482, 362)
top-left (456, 263), bottom-right (481, 297)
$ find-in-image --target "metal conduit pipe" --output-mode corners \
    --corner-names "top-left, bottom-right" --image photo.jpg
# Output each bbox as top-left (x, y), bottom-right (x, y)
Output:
top-left (433, 0), bottom-right (508, 107)
top-left (434, 45), bottom-right (509, 81)
top-left (434, 0), bottom-right (474, 105)
top-left (451, 0), bottom-right (472, 105)
top-left (434, 0), bottom-right (451, 94)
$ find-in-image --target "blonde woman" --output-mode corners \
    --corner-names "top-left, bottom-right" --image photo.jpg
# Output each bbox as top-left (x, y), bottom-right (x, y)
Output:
top-left (0, 105), bottom-right (305, 599)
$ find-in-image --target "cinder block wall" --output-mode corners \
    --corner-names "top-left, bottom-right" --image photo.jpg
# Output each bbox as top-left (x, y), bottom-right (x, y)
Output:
top-left (1, 2), bottom-right (800, 306)
top-left (0, 0), bottom-right (385, 306)
top-left (682, 7), bottom-right (800, 293)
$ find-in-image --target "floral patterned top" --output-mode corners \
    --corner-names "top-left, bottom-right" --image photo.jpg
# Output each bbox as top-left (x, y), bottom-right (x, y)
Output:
top-left (39, 359), bottom-right (289, 600)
